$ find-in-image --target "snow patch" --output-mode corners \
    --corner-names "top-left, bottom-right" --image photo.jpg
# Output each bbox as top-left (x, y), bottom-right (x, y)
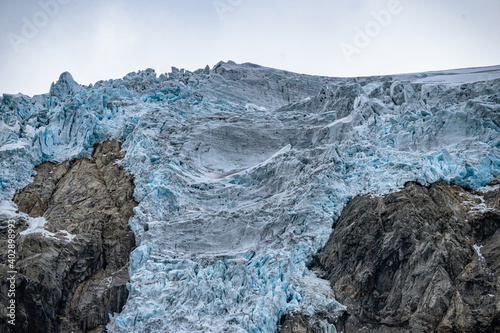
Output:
top-left (473, 244), bottom-right (485, 263)
top-left (477, 184), bottom-right (500, 193)
top-left (0, 200), bottom-right (18, 219)
top-left (245, 103), bottom-right (267, 111)
top-left (57, 229), bottom-right (76, 242)
top-left (460, 192), bottom-right (491, 215)
top-left (20, 216), bottom-right (52, 236)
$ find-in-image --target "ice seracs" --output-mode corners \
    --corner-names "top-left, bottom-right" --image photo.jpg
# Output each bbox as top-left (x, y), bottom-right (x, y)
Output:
top-left (49, 71), bottom-right (83, 99)
top-left (1, 62), bottom-right (500, 332)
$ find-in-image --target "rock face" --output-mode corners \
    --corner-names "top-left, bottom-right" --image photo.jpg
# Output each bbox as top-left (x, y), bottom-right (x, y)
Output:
top-left (0, 140), bottom-right (136, 333)
top-left (277, 312), bottom-right (349, 333)
top-left (278, 314), bottom-right (314, 333)
top-left (313, 181), bottom-right (500, 332)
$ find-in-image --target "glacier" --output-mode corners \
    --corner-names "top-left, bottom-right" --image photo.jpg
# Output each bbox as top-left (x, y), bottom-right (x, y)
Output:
top-left (1, 61), bottom-right (500, 332)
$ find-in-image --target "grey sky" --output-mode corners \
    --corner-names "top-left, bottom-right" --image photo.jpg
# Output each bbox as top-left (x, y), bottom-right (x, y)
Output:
top-left (0, 0), bottom-right (499, 96)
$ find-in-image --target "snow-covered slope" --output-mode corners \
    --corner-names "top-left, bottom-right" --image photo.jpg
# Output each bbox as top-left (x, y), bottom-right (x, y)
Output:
top-left (1, 62), bottom-right (500, 332)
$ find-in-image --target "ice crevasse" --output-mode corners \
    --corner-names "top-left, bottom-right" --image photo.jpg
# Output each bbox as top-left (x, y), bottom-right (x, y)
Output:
top-left (1, 62), bottom-right (500, 332)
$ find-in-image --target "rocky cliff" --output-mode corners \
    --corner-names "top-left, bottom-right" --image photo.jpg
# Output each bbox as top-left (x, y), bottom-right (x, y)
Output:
top-left (303, 181), bottom-right (500, 332)
top-left (0, 140), bottom-right (136, 333)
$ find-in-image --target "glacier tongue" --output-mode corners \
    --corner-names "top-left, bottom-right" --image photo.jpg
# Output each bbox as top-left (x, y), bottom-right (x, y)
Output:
top-left (1, 62), bottom-right (500, 332)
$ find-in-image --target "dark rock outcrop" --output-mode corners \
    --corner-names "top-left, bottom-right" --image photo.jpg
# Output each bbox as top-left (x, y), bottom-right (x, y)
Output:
top-left (312, 181), bottom-right (500, 332)
top-left (277, 312), bottom-right (350, 333)
top-left (0, 140), bottom-right (136, 333)
top-left (277, 314), bottom-right (314, 333)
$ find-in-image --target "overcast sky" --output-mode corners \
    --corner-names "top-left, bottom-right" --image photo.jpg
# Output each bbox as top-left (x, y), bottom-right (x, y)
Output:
top-left (1, 0), bottom-right (499, 96)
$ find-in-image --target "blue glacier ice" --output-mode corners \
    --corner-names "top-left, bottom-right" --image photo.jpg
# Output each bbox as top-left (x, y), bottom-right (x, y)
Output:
top-left (1, 62), bottom-right (500, 332)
